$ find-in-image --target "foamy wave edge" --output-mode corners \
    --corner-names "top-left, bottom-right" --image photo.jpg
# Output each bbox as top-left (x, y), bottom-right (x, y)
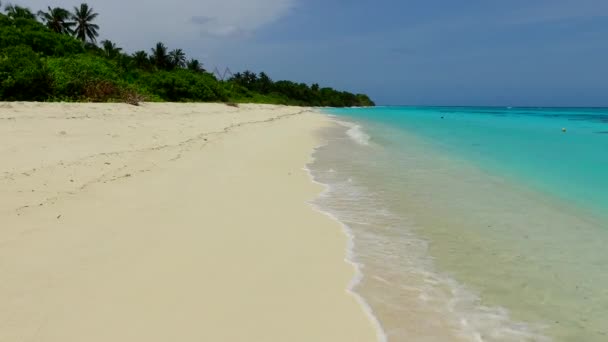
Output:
top-left (303, 141), bottom-right (388, 342)
top-left (329, 116), bottom-right (371, 146)
top-left (304, 113), bottom-right (552, 342)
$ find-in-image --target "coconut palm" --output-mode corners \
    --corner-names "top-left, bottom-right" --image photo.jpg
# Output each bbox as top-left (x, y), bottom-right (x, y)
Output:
top-left (132, 51), bottom-right (150, 69)
top-left (38, 6), bottom-right (74, 34)
top-left (5, 4), bottom-right (36, 20)
top-left (241, 70), bottom-right (258, 87)
top-left (257, 72), bottom-right (272, 93)
top-left (72, 3), bottom-right (99, 44)
top-left (186, 59), bottom-right (204, 73)
top-left (151, 42), bottom-right (169, 70)
top-left (169, 49), bottom-right (186, 69)
top-left (101, 40), bottom-right (122, 58)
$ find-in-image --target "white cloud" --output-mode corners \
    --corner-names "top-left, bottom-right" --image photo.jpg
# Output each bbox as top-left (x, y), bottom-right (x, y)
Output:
top-left (12, 0), bottom-right (297, 48)
top-left (190, 15), bottom-right (248, 38)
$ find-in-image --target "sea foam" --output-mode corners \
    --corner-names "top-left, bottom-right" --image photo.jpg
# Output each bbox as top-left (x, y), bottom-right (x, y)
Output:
top-left (333, 120), bottom-right (371, 145)
top-left (307, 117), bottom-right (551, 341)
top-left (304, 145), bottom-right (388, 342)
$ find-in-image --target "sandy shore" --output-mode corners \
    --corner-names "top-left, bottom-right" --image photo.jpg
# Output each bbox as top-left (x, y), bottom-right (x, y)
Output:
top-left (0, 103), bottom-right (378, 341)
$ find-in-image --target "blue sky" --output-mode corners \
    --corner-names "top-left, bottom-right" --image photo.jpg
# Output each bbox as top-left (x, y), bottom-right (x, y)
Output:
top-left (16, 0), bottom-right (608, 106)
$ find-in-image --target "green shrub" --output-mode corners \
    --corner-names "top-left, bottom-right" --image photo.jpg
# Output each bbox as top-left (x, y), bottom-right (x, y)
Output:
top-left (137, 69), bottom-right (228, 102)
top-left (46, 54), bottom-right (124, 101)
top-left (0, 15), bottom-right (83, 56)
top-left (0, 12), bottom-right (375, 106)
top-left (228, 72), bottom-right (375, 107)
top-left (0, 45), bottom-right (52, 101)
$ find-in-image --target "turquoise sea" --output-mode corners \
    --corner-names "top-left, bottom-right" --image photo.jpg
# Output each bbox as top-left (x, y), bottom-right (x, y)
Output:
top-left (308, 107), bottom-right (608, 341)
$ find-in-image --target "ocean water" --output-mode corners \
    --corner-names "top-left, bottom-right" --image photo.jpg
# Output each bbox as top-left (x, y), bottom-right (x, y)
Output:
top-left (308, 107), bottom-right (608, 341)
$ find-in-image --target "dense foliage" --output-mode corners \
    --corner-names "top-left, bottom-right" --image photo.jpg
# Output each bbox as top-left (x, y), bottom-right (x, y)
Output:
top-left (0, 3), bottom-right (374, 106)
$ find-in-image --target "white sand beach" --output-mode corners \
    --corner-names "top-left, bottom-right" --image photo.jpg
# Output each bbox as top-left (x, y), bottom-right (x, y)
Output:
top-left (0, 102), bottom-right (378, 341)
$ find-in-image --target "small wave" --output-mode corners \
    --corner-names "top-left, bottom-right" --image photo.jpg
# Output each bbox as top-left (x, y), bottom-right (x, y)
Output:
top-left (332, 120), bottom-right (371, 146)
top-left (305, 126), bottom-right (550, 342)
top-left (303, 159), bottom-right (388, 342)
top-left (346, 125), bottom-right (371, 146)
top-left (311, 173), bottom-right (551, 342)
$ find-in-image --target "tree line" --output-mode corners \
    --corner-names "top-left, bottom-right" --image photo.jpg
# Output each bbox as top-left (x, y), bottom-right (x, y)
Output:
top-left (0, 2), bottom-right (375, 106)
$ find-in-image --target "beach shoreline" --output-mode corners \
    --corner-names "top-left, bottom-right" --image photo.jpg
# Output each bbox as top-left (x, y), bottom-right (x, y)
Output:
top-left (311, 108), bottom-right (608, 341)
top-left (0, 103), bottom-right (379, 341)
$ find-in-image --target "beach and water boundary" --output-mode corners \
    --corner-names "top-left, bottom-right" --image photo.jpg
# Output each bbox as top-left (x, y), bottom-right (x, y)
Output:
top-left (0, 103), bottom-right (381, 342)
top-left (3, 103), bottom-right (607, 341)
top-left (309, 107), bottom-right (608, 341)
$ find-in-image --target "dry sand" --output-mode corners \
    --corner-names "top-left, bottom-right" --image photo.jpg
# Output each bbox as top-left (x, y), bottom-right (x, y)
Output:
top-left (0, 103), bottom-right (379, 341)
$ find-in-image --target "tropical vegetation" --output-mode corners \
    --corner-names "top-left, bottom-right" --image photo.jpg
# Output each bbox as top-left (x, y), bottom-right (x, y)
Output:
top-left (0, 2), bottom-right (375, 106)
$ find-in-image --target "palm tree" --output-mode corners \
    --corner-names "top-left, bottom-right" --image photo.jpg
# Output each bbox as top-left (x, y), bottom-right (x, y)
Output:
top-left (151, 42), bottom-right (169, 69)
top-left (5, 4), bottom-right (36, 20)
top-left (257, 72), bottom-right (272, 93)
top-left (242, 70), bottom-right (258, 87)
top-left (72, 3), bottom-right (99, 44)
top-left (101, 40), bottom-right (122, 58)
top-left (168, 49), bottom-right (186, 69)
top-left (132, 51), bottom-right (150, 69)
top-left (38, 6), bottom-right (74, 34)
top-left (186, 59), bottom-right (204, 73)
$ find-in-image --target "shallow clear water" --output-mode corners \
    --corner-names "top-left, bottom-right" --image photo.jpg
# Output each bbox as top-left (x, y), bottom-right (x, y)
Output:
top-left (308, 107), bottom-right (608, 341)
